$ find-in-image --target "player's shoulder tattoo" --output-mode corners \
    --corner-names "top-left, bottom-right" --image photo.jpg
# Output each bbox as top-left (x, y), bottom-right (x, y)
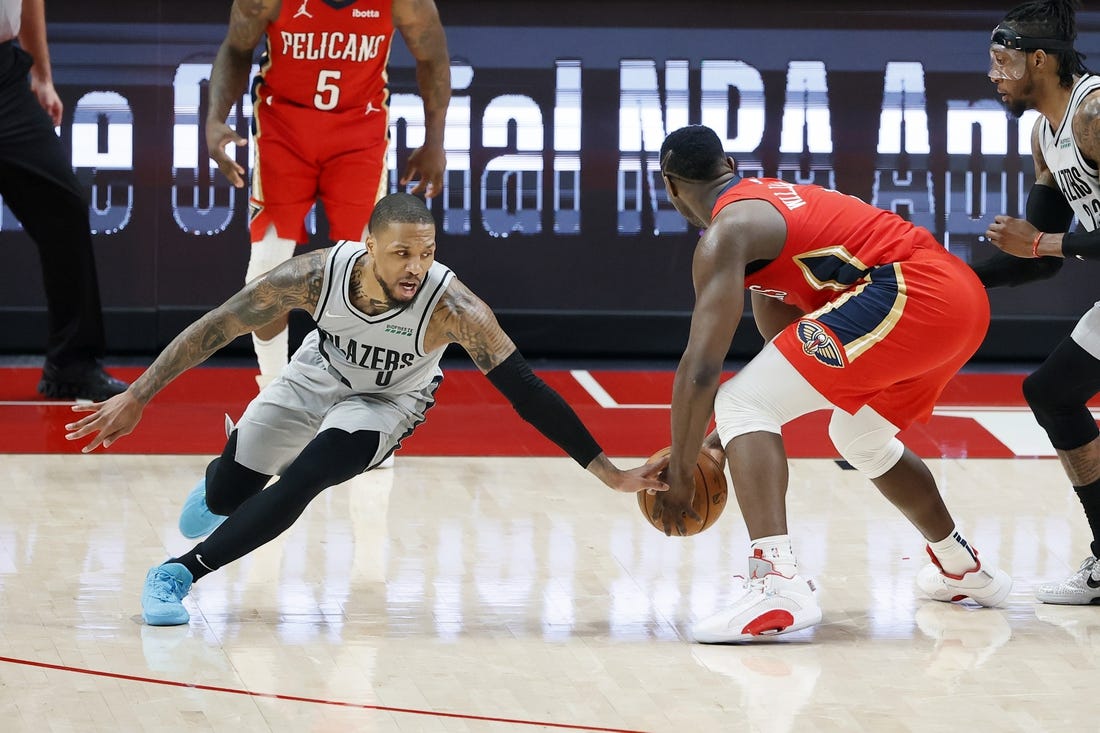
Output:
top-left (434, 277), bottom-right (488, 328)
top-left (1073, 92), bottom-right (1100, 162)
top-left (429, 278), bottom-right (511, 371)
top-left (259, 248), bottom-right (328, 313)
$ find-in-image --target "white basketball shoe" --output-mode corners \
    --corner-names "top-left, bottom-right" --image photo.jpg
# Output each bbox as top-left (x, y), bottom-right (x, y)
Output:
top-left (693, 553), bottom-right (822, 643)
top-left (1036, 555), bottom-right (1100, 605)
top-left (916, 546), bottom-right (1012, 607)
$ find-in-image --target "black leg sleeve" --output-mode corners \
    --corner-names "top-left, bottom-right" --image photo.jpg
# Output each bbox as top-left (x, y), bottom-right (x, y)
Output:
top-left (203, 430), bottom-right (273, 516)
top-left (1022, 337), bottom-right (1100, 451)
top-left (189, 428), bottom-right (380, 575)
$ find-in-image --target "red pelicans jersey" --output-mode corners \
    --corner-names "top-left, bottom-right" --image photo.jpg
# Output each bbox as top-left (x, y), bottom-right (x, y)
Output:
top-left (257, 0), bottom-right (394, 113)
top-left (711, 177), bottom-right (989, 427)
top-left (713, 177), bottom-right (942, 313)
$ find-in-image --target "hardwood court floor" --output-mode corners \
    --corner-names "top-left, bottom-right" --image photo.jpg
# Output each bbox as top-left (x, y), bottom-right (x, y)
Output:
top-left (0, 365), bottom-right (1097, 731)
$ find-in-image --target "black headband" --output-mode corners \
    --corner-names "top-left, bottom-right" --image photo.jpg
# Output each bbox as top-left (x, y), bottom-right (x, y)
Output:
top-left (991, 23), bottom-right (1074, 52)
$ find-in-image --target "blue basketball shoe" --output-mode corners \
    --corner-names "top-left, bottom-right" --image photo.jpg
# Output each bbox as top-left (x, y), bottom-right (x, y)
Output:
top-left (141, 563), bottom-right (193, 626)
top-left (178, 478), bottom-right (227, 539)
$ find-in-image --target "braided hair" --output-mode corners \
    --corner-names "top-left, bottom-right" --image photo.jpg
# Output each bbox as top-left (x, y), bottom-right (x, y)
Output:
top-left (1003, 0), bottom-right (1089, 87)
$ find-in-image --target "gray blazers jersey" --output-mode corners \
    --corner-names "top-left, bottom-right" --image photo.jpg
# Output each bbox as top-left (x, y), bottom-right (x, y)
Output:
top-left (308, 239), bottom-right (454, 394)
top-left (1038, 74), bottom-right (1100, 231)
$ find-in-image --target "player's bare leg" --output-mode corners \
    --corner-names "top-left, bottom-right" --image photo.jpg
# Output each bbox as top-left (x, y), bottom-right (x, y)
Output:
top-left (872, 448), bottom-right (1012, 607)
top-left (723, 430), bottom-right (789, 539)
top-left (870, 448), bottom-right (953, 541)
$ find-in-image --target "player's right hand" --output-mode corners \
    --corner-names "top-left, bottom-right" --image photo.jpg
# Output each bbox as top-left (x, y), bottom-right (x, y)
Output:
top-left (64, 390), bottom-right (145, 453)
top-left (206, 121), bottom-right (248, 188)
top-left (650, 463), bottom-right (703, 536)
top-left (985, 215), bottom-right (1037, 259)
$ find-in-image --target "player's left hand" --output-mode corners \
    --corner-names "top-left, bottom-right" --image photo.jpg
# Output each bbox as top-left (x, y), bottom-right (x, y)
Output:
top-left (986, 215), bottom-right (1039, 258)
top-left (64, 390), bottom-right (145, 453)
top-left (702, 429), bottom-right (726, 470)
top-left (402, 143), bottom-right (446, 198)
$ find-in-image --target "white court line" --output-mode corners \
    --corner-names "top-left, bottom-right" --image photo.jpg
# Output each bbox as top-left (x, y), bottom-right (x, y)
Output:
top-left (572, 370), bottom-right (1100, 419)
top-left (570, 370), bottom-right (1100, 457)
top-left (569, 370), bottom-right (667, 409)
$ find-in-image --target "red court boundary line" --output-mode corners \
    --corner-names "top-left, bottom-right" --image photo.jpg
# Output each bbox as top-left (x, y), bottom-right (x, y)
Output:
top-left (0, 654), bottom-right (648, 733)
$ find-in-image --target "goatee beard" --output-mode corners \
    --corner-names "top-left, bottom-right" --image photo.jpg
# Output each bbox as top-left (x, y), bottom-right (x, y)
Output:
top-left (374, 266), bottom-right (420, 309)
top-left (1005, 99), bottom-right (1029, 119)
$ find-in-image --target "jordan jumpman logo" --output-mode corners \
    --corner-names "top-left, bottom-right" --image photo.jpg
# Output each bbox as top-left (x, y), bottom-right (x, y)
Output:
top-left (294, 0), bottom-right (313, 19)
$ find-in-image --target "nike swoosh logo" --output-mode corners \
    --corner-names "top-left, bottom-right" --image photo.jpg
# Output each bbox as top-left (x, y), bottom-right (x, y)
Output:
top-left (1087, 575), bottom-right (1100, 589)
top-left (324, 311), bottom-right (350, 319)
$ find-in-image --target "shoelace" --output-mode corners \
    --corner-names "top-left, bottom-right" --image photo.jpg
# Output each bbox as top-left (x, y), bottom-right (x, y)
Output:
top-left (150, 572), bottom-right (185, 602)
top-left (1087, 557), bottom-right (1100, 583)
top-left (736, 575), bottom-right (772, 596)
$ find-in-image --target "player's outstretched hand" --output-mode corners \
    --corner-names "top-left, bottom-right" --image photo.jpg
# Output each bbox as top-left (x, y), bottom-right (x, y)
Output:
top-left (205, 121), bottom-right (248, 188)
top-left (402, 143), bottom-right (446, 198)
top-left (65, 390), bottom-right (145, 453)
top-left (609, 460), bottom-right (669, 495)
top-left (586, 453), bottom-right (668, 494)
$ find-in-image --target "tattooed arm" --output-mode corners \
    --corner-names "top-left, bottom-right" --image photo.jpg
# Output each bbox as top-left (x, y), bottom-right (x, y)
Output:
top-left (423, 278), bottom-right (665, 494)
top-left (423, 276), bottom-right (516, 370)
top-left (987, 94), bottom-right (1100, 264)
top-left (64, 249), bottom-right (328, 452)
top-left (393, 0), bottom-right (450, 198)
top-left (205, 0), bottom-right (279, 188)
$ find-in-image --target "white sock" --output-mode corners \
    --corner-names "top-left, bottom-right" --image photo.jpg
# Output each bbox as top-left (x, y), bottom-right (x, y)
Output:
top-left (245, 228), bottom-right (296, 380)
top-left (253, 328), bottom-right (288, 380)
top-left (750, 534), bottom-right (798, 576)
top-left (928, 529), bottom-right (979, 576)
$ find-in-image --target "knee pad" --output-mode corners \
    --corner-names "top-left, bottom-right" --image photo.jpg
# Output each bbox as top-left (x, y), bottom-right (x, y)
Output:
top-left (246, 227), bottom-right (297, 283)
top-left (828, 407), bottom-right (904, 479)
top-left (714, 342), bottom-right (829, 446)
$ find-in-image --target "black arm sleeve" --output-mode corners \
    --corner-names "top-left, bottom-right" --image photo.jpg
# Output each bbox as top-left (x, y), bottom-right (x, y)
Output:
top-left (1061, 229), bottom-right (1100, 260)
top-left (970, 183), bottom-right (1069, 287)
top-left (485, 350), bottom-right (603, 467)
top-left (1027, 182), bottom-right (1076, 232)
top-left (970, 249), bottom-right (1064, 287)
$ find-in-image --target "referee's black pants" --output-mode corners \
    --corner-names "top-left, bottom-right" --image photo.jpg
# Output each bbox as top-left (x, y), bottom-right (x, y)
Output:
top-left (0, 40), bottom-right (106, 369)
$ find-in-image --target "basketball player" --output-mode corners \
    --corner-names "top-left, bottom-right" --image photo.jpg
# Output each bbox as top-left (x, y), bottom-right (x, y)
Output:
top-left (977, 0), bottom-right (1100, 605)
top-left (63, 192), bottom-right (667, 626)
top-left (0, 0), bottom-right (127, 401)
top-left (206, 0), bottom-right (450, 390)
top-left (655, 125), bottom-right (1012, 643)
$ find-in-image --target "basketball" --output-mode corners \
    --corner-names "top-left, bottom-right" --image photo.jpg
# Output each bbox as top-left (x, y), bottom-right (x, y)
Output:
top-left (637, 446), bottom-right (728, 536)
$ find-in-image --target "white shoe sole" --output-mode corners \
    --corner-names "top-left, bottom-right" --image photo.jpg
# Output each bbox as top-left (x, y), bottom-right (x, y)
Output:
top-left (693, 602), bottom-right (822, 643)
top-left (917, 564), bottom-right (1013, 608)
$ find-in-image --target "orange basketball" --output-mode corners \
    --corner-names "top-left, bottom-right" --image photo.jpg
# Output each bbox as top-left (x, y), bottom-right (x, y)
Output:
top-left (637, 446), bottom-right (728, 536)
